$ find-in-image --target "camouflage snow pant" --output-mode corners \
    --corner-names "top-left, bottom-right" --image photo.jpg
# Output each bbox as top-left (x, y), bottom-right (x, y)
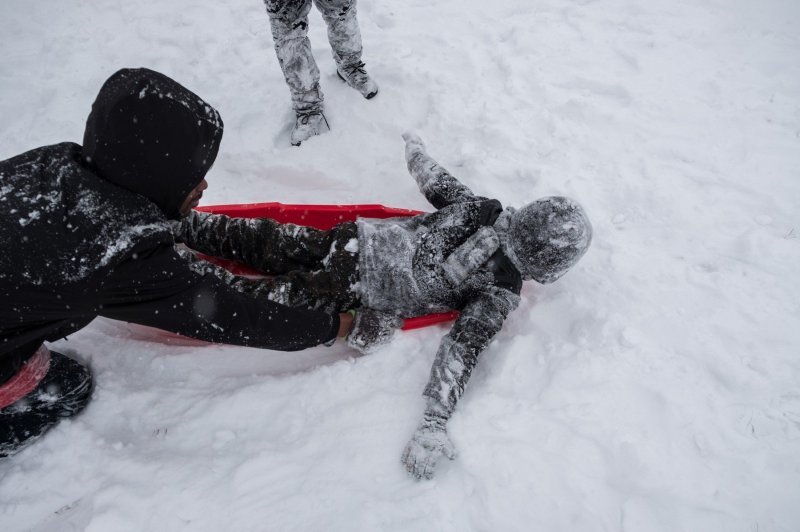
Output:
top-left (264, 0), bottom-right (364, 113)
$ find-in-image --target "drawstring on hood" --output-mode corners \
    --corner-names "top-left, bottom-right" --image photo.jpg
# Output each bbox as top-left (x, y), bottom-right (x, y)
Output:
top-left (82, 68), bottom-right (223, 219)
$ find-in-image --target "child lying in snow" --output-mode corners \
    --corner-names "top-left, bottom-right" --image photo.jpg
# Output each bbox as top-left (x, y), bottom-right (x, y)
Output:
top-left (173, 133), bottom-right (593, 479)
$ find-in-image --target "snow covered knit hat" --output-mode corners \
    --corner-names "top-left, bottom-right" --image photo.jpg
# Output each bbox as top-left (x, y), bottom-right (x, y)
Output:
top-left (500, 196), bottom-right (592, 284)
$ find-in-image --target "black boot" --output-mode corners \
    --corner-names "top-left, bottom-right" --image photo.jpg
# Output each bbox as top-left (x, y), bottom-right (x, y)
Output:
top-left (0, 348), bottom-right (93, 459)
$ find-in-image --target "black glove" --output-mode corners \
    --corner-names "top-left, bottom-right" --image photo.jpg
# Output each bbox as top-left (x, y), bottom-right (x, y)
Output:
top-left (346, 309), bottom-right (403, 354)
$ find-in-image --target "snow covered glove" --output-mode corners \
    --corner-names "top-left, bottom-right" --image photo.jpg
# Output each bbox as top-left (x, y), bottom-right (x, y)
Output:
top-left (401, 402), bottom-right (456, 480)
top-left (346, 309), bottom-right (403, 355)
top-left (402, 131), bottom-right (425, 154)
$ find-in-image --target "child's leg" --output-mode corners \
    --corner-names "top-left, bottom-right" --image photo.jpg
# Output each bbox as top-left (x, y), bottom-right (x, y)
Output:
top-left (264, 0), bottom-right (324, 113)
top-left (254, 220), bottom-right (353, 274)
top-left (177, 212), bottom-right (359, 310)
top-left (176, 211), bottom-right (350, 275)
top-left (264, 222), bottom-right (360, 313)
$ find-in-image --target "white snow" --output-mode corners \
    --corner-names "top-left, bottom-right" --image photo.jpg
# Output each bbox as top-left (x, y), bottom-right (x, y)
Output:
top-left (2, 0), bottom-right (800, 531)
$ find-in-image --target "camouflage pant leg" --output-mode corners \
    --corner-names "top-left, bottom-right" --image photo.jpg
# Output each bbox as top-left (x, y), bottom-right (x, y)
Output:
top-left (264, 222), bottom-right (361, 313)
top-left (313, 0), bottom-right (363, 69)
top-left (265, 0), bottom-right (324, 113)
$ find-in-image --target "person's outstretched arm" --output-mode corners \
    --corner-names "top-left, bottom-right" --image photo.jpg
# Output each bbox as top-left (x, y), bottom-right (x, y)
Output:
top-left (403, 132), bottom-right (487, 209)
top-left (173, 210), bottom-right (337, 274)
top-left (97, 244), bottom-right (398, 353)
top-left (401, 285), bottom-right (521, 480)
top-left (97, 244), bottom-right (342, 351)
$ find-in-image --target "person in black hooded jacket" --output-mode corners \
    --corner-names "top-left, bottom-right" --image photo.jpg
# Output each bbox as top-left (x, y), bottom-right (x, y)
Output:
top-left (0, 68), bottom-right (392, 459)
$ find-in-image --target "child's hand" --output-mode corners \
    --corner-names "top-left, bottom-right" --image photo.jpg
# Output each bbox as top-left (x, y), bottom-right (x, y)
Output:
top-left (402, 131), bottom-right (428, 165)
top-left (401, 406), bottom-right (457, 480)
top-left (401, 131), bottom-right (425, 148)
top-left (402, 132), bottom-right (426, 168)
top-left (345, 308), bottom-right (403, 355)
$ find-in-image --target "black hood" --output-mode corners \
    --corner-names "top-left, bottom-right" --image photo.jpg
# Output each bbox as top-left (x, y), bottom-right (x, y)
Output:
top-left (83, 68), bottom-right (223, 219)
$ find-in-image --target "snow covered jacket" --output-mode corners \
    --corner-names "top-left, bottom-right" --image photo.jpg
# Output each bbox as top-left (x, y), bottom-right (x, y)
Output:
top-left (357, 169), bottom-right (523, 417)
top-left (0, 68), bottom-right (338, 380)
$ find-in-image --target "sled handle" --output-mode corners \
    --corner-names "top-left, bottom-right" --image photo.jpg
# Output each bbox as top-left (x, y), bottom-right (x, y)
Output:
top-left (401, 312), bottom-right (460, 330)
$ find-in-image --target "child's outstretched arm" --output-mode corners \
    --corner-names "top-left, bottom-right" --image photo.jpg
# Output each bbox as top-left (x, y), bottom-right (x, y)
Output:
top-left (403, 132), bottom-right (487, 209)
top-left (401, 285), bottom-right (521, 480)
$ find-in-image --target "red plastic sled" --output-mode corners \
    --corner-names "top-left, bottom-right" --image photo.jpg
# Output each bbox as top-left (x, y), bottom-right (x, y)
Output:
top-left (195, 202), bottom-right (460, 331)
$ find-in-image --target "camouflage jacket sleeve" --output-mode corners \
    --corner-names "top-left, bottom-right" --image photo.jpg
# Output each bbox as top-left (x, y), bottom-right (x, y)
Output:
top-left (422, 285), bottom-right (521, 416)
top-left (173, 210), bottom-right (337, 274)
top-left (404, 137), bottom-right (487, 209)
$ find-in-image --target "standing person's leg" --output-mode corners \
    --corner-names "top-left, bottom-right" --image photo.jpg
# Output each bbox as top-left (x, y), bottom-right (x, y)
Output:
top-left (264, 0), bottom-right (331, 145)
top-left (314, 0), bottom-right (378, 99)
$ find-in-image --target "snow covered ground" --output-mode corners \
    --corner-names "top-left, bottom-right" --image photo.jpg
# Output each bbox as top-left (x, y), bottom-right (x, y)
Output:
top-left (2, 0), bottom-right (799, 530)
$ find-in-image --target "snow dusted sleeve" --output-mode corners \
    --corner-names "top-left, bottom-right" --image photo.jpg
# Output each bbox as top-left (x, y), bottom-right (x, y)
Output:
top-left (402, 133), bottom-right (485, 209)
top-left (174, 210), bottom-right (338, 274)
top-left (422, 285), bottom-right (521, 416)
top-left (174, 244), bottom-right (359, 314)
top-left (97, 244), bottom-right (339, 351)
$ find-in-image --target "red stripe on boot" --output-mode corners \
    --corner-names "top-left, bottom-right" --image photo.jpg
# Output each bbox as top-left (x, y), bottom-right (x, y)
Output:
top-left (0, 346), bottom-right (51, 409)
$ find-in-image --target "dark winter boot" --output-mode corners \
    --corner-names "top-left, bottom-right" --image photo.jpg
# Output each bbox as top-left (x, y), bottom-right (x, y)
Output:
top-left (0, 347), bottom-right (93, 459)
top-left (337, 62), bottom-right (378, 99)
top-left (291, 111), bottom-right (331, 146)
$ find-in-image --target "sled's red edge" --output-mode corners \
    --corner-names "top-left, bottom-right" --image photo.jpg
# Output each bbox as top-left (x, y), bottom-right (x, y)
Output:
top-left (194, 202), bottom-right (460, 331)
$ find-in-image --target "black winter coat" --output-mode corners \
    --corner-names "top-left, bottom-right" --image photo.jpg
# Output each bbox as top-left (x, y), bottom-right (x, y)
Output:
top-left (0, 68), bottom-right (338, 381)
